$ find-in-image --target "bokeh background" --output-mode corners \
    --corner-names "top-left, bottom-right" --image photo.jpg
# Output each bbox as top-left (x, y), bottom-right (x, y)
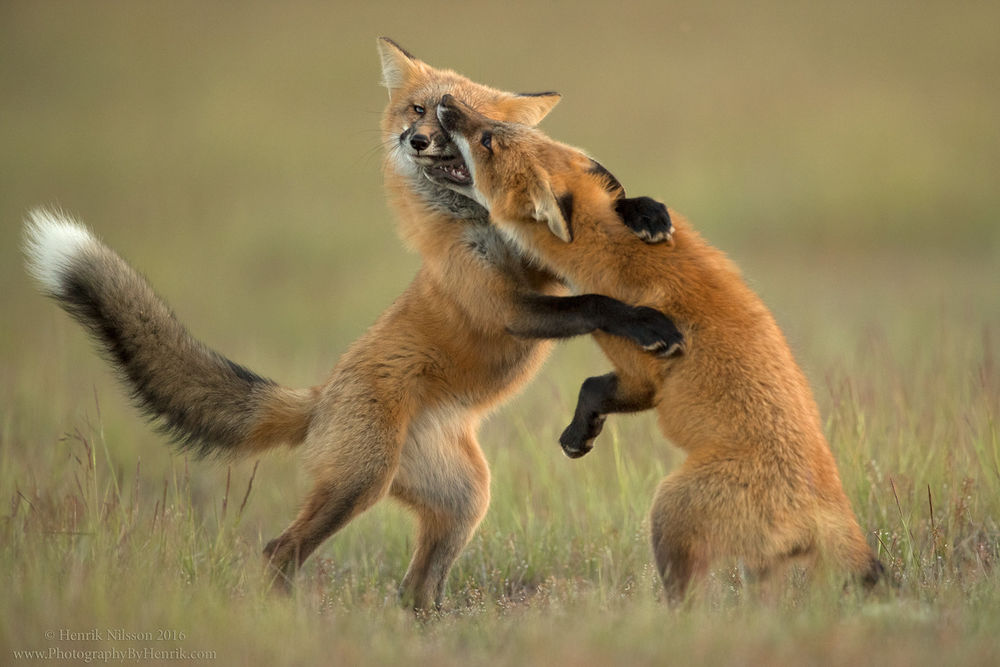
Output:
top-left (2, 1), bottom-right (997, 665)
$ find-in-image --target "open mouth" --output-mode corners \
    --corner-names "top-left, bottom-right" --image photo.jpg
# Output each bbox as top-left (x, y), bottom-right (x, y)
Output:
top-left (426, 156), bottom-right (471, 185)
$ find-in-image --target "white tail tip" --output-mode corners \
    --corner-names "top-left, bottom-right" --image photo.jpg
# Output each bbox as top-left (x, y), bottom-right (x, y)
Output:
top-left (23, 208), bottom-right (97, 295)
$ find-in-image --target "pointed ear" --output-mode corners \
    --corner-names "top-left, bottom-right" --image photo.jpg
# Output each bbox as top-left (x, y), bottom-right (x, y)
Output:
top-left (500, 92), bottom-right (561, 126)
top-left (377, 37), bottom-right (425, 96)
top-left (529, 172), bottom-right (573, 243)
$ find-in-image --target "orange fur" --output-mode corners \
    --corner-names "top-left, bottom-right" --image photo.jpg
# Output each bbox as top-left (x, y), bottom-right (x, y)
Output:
top-left (437, 96), bottom-right (883, 601)
top-left (253, 42), bottom-right (571, 609)
top-left (28, 40), bottom-right (677, 612)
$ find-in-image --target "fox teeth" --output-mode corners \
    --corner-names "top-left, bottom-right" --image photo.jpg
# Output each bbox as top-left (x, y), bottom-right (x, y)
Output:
top-left (437, 163), bottom-right (470, 182)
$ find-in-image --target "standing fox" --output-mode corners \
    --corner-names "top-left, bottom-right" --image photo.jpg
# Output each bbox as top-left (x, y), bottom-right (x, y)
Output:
top-left (435, 95), bottom-right (883, 600)
top-left (21, 39), bottom-right (680, 611)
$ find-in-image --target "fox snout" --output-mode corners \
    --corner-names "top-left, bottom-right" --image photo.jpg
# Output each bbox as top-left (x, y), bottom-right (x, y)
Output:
top-left (400, 123), bottom-right (448, 155)
top-left (409, 132), bottom-right (431, 151)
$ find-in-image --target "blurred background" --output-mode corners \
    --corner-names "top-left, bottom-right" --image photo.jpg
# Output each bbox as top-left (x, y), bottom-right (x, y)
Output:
top-left (1, 0), bottom-right (997, 611)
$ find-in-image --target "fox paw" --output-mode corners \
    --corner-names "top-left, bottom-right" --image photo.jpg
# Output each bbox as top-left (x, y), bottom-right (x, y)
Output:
top-left (622, 306), bottom-right (685, 358)
top-left (559, 416), bottom-right (605, 458)
top-left (615, 196), bottom-right (673, 244)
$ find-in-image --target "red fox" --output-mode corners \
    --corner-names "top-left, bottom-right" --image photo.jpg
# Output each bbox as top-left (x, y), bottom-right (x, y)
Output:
top-left (434, 94), bottom-right (883, 601)
top-left (21, 39), bottom-right (680, 611)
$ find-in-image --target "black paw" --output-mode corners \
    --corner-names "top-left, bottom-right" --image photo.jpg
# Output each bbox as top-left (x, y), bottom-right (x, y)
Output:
top-left (615, 196), bottom-right (673, 244)
top-left (559, 415), bottom-right (605, 458)
top-left (608, 305), bottom-right (685, 358)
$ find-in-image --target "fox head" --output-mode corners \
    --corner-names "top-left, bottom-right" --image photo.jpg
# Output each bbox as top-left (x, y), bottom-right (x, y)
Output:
top-left (436, 94), bottom-right (582, 244)
top-left (377, 37), bottom-right (561, 218)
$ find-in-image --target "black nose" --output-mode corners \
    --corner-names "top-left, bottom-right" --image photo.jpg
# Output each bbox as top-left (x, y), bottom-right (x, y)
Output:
top-left (409, 133), bottom-right (430, 151)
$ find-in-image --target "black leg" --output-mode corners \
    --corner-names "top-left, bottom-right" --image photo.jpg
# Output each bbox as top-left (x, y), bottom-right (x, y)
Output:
top-left (560, 372), bottom-right (657, 458)
top-left (508, 293), bottom-right (683, 357)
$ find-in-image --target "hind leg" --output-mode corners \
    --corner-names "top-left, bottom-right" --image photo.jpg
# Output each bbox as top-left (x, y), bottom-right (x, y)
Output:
top-left (814, 506), bottom-right (886, 590)
top-left (649, 473), bottom-right (710, 604)
top-left (263, 400), bottom-right (404, 592)
top-left (649, 462), bottom-right (773, 603)
top-left (263, 465), bottom-right (396, 592)
top-left (390, 414), bottom-right (490, 611)
top-left (650, 460), bottom-right (824, 604)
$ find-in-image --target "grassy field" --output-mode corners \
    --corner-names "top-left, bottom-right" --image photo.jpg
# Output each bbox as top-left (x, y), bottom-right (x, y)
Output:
top-left (2, 1), bottom-right (998, 665)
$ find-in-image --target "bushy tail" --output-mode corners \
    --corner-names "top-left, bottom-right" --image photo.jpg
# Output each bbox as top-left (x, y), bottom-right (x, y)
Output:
top-left (23, 208), bottom-right (316, 458)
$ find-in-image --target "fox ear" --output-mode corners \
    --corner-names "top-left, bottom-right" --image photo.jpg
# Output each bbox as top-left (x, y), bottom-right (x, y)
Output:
top-left (377, 37), bottom-right (425, 96)
top-left (529, 174), bottom-right (573, 243)
top-left (501, 92), bottom-right (561, 126)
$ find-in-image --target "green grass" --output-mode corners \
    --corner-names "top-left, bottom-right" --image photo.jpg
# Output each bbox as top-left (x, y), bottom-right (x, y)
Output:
top-left (2, 1), bottom-right (998, 665)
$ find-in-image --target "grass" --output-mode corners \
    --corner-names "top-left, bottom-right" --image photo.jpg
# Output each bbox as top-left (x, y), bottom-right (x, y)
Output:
top-left (1, 1), bottom-right (998, 665)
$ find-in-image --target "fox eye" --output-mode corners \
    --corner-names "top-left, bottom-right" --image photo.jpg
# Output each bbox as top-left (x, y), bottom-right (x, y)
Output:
top-left (412, 104), bottom-right (425, 115)
top-left (481, 131), bottom-right (493, 151)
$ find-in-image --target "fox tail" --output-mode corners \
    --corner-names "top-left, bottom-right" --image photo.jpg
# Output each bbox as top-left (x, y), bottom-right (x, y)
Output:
top-left (23, 208), bottom-right (315, 458)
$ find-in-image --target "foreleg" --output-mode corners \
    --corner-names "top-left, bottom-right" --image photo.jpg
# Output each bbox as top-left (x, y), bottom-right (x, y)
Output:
top-left (507, 294), bottom-right (683, 358)
top-left (559, 372), bottom-right (657, 458)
